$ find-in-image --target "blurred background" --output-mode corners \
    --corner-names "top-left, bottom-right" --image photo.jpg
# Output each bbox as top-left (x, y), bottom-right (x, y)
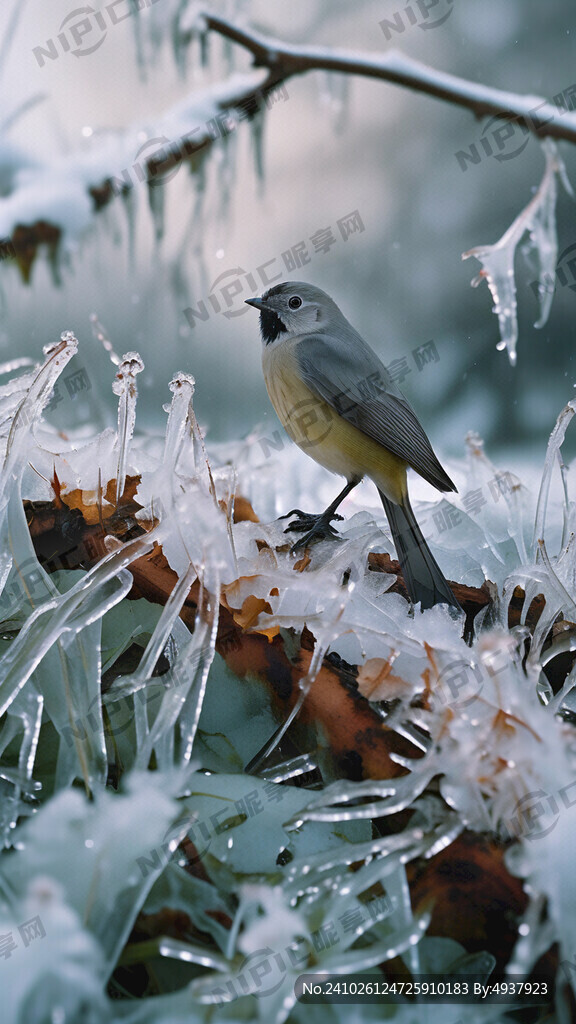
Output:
top-left (1, 0), bottom-right (575, 468)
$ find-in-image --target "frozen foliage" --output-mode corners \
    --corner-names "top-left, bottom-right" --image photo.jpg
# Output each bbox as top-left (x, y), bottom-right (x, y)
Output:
top-left (0, 341), bottom-right (575, 1023)
top-left (463, 140), bottom-right (573, 366)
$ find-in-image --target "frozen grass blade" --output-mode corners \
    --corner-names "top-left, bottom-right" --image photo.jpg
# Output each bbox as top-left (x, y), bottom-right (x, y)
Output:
top-left (112, 351), bottom-right (145, 506)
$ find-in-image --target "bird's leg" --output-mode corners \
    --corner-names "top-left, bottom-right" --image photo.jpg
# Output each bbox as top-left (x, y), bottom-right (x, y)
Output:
top-left (281, 479), bottom-right (359, 551)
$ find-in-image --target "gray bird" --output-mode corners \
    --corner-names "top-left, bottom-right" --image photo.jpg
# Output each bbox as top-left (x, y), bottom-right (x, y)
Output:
top-left (245, 281), bottom-right (460, 610)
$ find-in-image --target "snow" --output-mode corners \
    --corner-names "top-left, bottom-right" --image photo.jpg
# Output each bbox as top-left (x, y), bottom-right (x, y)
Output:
top-left (0, 71), bottom-right (268, 253)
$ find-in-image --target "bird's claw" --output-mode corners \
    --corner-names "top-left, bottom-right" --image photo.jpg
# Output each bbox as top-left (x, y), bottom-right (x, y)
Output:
top-left (278, 508), bottom-right (307, 521)
top-left (279, 509), bottom-right (344, 552)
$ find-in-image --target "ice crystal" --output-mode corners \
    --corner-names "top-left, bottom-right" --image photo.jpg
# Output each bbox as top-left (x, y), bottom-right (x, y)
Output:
top-left (463, 139), bottom-right (572, 365)
top-left (112, 351), bottom-right (145, 506)
top-left (0, 338), bottom-right (575, 1021)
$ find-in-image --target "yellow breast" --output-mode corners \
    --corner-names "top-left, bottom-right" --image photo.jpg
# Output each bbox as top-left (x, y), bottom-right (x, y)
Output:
top-left (262, 341), bottom-right (407, 504)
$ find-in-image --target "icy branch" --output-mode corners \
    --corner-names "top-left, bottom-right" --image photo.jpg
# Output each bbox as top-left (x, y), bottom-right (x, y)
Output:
top-left (0, 72), bottom-right (271, 273)
top-left (4, 15), bottom-right (576, 270)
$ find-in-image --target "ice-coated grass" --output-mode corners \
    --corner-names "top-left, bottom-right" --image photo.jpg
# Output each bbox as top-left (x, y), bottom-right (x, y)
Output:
top-left (0, 339), bottom-right (575, 1023)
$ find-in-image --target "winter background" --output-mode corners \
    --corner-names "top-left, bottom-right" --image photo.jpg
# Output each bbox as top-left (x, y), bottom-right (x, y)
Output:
top-left (2, 0), bottom-right (575, 460)
top-left (2, 2), bottom-right (576, 1024)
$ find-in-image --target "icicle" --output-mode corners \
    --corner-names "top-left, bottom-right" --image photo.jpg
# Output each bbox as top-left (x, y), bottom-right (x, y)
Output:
top-left (258, 753), bottom-right (319, 783)
top-left (214, 130), bottom-right (238, 229)
top-left (462, 139), bottom-right (571, 365)
top-left (197, 13), bottom-right (209, 69)
top-left (0, 690), bottom-right (43, 842)
top-left (0, 529), bottom-right (159, 719)
top-left (121, 186), bottom-right (137, 269)
top-left (2, 332), bottom-right (77, 502)
top-left (112, 351), bottom-right (144, 506)
top-left (178, 568), bottom-right (221, 765)
top-left (186, 381), bottom-right (217, 503)
top-left (105, 565), bottom-right (198, 703)
top-left (174, 6), bottom-right (209, 78)
top-left (130, 0), bottom-right (147, 81)
top-left (284, 768), bottom-right (437, 828)
top-left (184, 159), bottom-right (209, 281)
top-left (147, 177), bottom-right (166, 245)
top-left (249, 105), bottom-right (266, 191)
top-left (317, 71), bottom-right (350, 134)
top-left (533, 395), bottom-right (576, 556)
top-left (155, 939), bottom-right (229, 970)
top-left (159, 368), bottom-right (216, 503)
top-left (164, 372), bottom-right (196, 471)
top-left (523, 170), bottom-right (558, 329)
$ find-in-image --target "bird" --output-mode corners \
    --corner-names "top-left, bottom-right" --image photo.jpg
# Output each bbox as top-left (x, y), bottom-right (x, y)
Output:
top-left (245, 281), bottom-right (460, 611)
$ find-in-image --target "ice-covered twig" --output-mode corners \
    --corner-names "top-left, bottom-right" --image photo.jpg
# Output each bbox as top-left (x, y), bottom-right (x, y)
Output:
top-left (462, 141), bottom-right (572, 365)
top-left (5, 16), bottom-right (576, 269)
top-left (0, 71), bottom-right (272, 267)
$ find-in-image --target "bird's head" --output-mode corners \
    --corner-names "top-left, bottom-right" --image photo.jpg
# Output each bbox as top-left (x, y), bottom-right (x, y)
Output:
top-left (245, 281), bottom-right (341, 344)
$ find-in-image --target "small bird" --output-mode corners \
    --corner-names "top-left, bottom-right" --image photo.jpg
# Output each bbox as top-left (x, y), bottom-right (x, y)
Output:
top-left (245, 282), bottom-right (460, 610)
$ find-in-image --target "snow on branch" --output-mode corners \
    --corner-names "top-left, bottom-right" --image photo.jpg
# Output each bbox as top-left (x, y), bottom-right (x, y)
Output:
top-left (462, 140), bottom-right (573, 366)
top-left (0, 71), bottom-right (279, 279)
top-left (203, 13), bottom-right (576, 146)
top-left (4, 9), bottom-right (576, 314)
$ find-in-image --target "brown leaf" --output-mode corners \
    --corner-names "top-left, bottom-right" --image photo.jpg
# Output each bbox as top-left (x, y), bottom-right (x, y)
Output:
top-left (356, 657), bottom-right (411, 701)
top-left (293, 551), bottom-right (311, 572)
top-left (233, 496), bottom-right (259, 523)
top-left (407, 832), bottom-right (527, 971)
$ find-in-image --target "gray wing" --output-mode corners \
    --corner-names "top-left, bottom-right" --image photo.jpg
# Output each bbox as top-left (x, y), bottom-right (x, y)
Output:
top-left (295, 332), bottom-right (456, 493)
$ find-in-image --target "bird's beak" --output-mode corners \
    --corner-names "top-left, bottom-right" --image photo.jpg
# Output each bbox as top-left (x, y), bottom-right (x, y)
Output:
top-left (245, 297), bottom-right (267, 310)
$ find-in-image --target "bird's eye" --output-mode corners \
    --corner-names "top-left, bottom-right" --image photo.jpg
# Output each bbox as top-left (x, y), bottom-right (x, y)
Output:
top-left (288, 296), bottom-right (302, 310)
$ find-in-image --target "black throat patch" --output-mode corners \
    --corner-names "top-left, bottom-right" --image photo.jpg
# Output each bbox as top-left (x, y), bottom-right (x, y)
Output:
top-left (260, 309), bottom-right (288, 345)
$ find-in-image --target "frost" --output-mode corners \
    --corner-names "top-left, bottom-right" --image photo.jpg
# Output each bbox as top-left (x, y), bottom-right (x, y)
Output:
top-left (0, 337), bottom-right (576, 1019)
top-left (1, 770), bottom-right (187, 979)
top-left (0, 876), bottom-right (107, 1023)
top-left (463, 139), bottom-right (572, 365)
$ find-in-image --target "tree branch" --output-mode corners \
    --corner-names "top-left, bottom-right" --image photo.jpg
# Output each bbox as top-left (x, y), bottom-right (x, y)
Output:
top-left (204, 13), bottom-right (576, 146)
top-left (4, 14), bottom-right (576, 275)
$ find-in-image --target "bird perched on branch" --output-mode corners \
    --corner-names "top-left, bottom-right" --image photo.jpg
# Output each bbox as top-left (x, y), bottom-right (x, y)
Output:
top-left (245, 281), bottom-right (460, 611)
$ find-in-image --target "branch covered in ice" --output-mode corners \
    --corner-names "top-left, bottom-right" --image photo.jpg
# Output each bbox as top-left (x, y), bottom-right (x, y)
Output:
top-left (0, 71), bottom-right (273, 276)
top-left (5, 12), bottom-right (576, 276)
top-left (462, 140), bottom-right (572, 365)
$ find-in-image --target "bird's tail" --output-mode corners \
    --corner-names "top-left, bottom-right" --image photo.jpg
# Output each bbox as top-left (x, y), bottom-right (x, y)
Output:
top-left (378, 491), bottom-right (460, 611)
